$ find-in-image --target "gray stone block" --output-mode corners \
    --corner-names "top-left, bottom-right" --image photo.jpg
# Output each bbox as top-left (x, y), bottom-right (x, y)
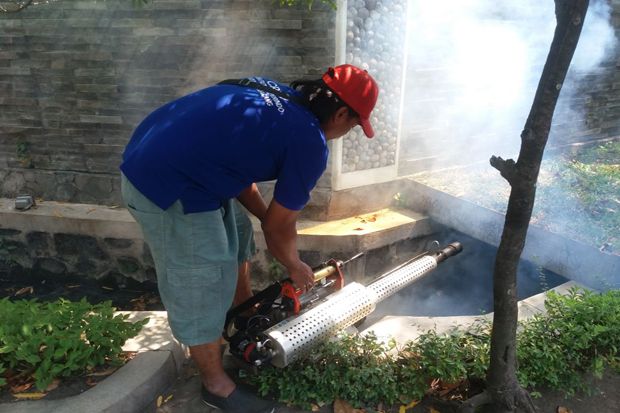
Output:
top-left (26, 231), bottom-right (51, 254)
top-left (117, 256), bottom-right (141, 274)
top-left (75, 257), bottom-right (97, 274)
top-left (0, 228), bottom-right (22, 236)
top-left (33, 257), bottom-right (67, 275)
top-left (104, 238), bottom-right (134, 249)
top-left (54, 233), bottom-right (109, 259)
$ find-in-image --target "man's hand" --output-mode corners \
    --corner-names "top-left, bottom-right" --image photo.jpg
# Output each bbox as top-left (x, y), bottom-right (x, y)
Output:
top-left (287, 260), bottom-right (315, 292)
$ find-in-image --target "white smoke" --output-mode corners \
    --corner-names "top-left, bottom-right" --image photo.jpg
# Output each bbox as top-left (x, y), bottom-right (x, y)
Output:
top-left (400, 0), bottom-right (616, 167)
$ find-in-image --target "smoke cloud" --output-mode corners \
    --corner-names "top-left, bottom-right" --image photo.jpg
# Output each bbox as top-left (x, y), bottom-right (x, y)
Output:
top-left (400, 0), bottom-right (616, 167)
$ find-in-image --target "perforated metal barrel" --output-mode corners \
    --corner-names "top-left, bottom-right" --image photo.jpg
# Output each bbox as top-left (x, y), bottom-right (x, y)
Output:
top-left (368, 255), bottom-right (437, 302)
top-left (265, 282), bottom-right (376, 367)
top-left (265, 254), bottom-right (440, 367)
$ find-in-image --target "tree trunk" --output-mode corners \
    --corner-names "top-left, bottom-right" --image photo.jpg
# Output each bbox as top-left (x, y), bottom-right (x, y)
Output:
top-left (460, 1), bottom-right (589, 412)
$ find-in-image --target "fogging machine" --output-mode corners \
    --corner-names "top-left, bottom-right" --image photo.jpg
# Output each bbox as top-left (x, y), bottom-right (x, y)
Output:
top-left (223, 242), bottom-right (463, 368)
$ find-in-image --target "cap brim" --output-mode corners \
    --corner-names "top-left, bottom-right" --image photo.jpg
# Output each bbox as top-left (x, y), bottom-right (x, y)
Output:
top-left (360, 118), bottom-right (375, 138)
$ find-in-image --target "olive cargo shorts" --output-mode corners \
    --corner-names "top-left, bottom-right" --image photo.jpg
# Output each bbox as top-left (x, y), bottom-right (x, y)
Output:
top-left (121, 174), bottom-right (256, 346)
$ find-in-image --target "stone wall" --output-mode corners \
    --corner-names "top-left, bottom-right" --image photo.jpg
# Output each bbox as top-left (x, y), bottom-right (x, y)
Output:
top-left (0, 199), bottom-right (437, 288)
top-left (0, 0), bottom-right (336, 206)
top-left (0, 0), bottom-right (617, 213)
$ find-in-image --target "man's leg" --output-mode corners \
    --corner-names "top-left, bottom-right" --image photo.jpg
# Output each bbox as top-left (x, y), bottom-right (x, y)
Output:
top-left (232, 260), bottom-right (253, 307)
top-left (232, 201), bottom-right (258, 308)
top-left (122, 180), bottom-right (273, 412)
top-left (190, 340), bottom-right (235, 397)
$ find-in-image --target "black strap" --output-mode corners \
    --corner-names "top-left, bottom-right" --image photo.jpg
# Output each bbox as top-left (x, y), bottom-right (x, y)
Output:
top-left (218, 78), bottom-right (306, 107)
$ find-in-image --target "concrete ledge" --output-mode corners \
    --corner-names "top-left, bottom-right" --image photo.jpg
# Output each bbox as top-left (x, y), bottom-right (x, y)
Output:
top-left (360, 281), bottom-right (585, 346)
top-left (253, 207), bottom-right (436, 252)
top-left (0, 311), bottom-right (186, 413)
top-left (0, 198), bottom-right (434, 255)
top-left (0, 198), bottom-right (140, 240)
top-left (403, 180), bottom-right (620, 290)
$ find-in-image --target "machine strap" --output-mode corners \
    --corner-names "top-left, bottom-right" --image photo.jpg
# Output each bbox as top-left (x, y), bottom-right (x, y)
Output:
top-left (218, 78), bottom-right (306, 107)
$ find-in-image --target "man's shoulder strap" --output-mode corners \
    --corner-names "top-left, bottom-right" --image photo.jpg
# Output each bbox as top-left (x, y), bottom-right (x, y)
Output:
top-left (217, 78), bottom-right (306, 107)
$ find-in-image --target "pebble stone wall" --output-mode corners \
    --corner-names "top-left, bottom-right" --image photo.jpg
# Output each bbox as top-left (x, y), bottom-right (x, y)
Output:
top-left (341, 0), bottom-right (407, 173)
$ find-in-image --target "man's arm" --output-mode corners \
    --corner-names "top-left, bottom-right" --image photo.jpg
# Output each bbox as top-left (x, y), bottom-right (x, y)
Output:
top-left (237, 183), bottom-right (268, 222)
top-left (261, 199), bottom-right (314, 291)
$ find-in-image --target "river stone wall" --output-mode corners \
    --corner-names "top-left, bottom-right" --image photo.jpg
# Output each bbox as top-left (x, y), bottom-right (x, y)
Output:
top-left (0, 199), bottom-right (437, 288)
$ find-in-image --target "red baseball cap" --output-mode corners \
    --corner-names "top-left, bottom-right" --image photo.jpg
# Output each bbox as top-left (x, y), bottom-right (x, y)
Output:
top-left (322, 64), bottom-right (379, 138)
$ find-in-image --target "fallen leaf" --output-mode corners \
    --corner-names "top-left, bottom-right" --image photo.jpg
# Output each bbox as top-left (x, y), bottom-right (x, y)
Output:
top-left (438, 380), bottom-right (464, 396)
top-left (147, 296), bottom-right (161, 305)
top-left (14, 286), bottom-right (34, 296)
top-left (13, 392), bottom-right (47, 400)
top-left (87, 366), bottom-right (118, 377)
top-left (52, 210), bottom-right (64, 218)
top-left (334, 398), bottom-right (364, 413)
top-left (130, 297), bottom-right (146, 311)
top-left (157, 395), bottom-right (164, 408)
top-left (399, 400), bottom-right (419, 413)
top-left (367, 215), bottom-right (377, 222)
top-left (10, 382), bottom-right (34, 393)
top-left (430, 408), bottom-right (440, 413)
top-left (164, 394), bottom-right (173, 403)
top-left (85, 377), bottom-right (98, 387)
top-left (557, 407), bottom-right (573, 413)
top-left (86, 208), bottom-right (97, 214)
top-left (45, 379), bottom-right (60, 392)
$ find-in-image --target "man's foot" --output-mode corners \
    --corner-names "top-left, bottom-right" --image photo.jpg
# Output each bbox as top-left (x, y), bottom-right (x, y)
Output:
top-left (201, 384), bottom-right (276, 413)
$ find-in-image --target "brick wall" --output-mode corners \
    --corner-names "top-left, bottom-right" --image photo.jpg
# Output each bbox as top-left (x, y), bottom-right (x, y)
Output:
top-left (0, 0), bottom-right (336, 205)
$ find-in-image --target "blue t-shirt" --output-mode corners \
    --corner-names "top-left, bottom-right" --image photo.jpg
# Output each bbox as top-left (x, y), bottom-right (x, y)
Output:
top-left (120, 78), bottom-right (328, 214)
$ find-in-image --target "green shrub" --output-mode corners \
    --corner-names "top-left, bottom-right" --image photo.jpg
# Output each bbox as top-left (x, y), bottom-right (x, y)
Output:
top-left (250, 333), bottom-right (400, 409)
top-left (517, 288), bottom-right (620, 395)
top-left (250, 326), bottom-right (490, 409)
top-left (396, 324), bottom-right (490, 401)
top-left (0, 298), bottom-right (148, 391)
top-left (249, 288), bottom-right (619, 408)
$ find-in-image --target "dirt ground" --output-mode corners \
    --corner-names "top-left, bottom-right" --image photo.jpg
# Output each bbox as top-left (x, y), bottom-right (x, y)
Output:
top-left (525, 369), bottom-right (619, 413)
top-left (408, 369), bottom-right (619, 413)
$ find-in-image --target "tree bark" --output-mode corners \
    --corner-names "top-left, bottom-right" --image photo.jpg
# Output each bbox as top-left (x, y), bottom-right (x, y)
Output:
top-left (460, 1), bottom-right (589, 412)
